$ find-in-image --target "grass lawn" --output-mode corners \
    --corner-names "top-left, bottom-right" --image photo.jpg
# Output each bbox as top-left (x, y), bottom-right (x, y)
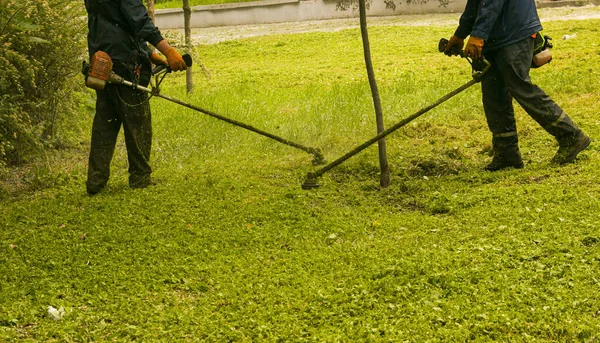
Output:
top-left (2, 9), bottom-right (600, 341)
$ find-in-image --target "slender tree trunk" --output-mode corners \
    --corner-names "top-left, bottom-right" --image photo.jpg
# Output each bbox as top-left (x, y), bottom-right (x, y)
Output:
top-left (358, 0), bottom-right (390, 188)
top-left (147, 0), bottom-right (155, 23)
top-left (183, 0), bottom-right (193, 93)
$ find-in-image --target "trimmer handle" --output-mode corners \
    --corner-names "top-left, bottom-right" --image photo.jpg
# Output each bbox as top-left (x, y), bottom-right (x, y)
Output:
top-left (152, 54), bottom-right (193, 75)
top-left (438, 38), bottom-right (463, 57)
top-left (438, 38), bottom-right (491, 78)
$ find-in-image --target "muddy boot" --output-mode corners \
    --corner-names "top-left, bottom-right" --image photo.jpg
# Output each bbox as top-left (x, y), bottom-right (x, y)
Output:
top-left (541, 112), bottom-right (590, 165)
top-left (485, 134), bottom-right (524, 171)
top-left (551, 132), bottom-right (591, 165)
top-left (129, 174), bottom-right (152, 190)
top-left (86, 181), bottom-right (106, 196)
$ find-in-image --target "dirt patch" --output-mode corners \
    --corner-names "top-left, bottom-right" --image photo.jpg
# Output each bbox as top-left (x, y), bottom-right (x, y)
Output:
top-left (188, 5), bottom-right (600, 45)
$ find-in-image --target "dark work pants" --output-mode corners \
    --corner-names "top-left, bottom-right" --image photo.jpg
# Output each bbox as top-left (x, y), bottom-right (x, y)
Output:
top-left (86, 83), bottom-right (152, 193)
top-left (481, 36), bottom-right (581, 148)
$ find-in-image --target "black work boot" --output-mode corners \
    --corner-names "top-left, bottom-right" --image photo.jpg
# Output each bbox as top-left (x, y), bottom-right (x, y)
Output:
top-left (551, 132), bottom-right (591, 165)
top-left (86, 184), bottom-right (105, 196)
top-left (129, 174), bottom-right (152, 190)
top-left (86, 169), bottom-right (109, 195)
top-left (484, 135), bottom-right (524, 171)
top-left (485, 155), bottom-right (524, 171)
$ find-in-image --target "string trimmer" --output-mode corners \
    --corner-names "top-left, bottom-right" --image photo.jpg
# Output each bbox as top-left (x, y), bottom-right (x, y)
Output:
top-left (301, 39), bottom-right (491, 189)
top-left (82, 51), bottom-right (326, 165)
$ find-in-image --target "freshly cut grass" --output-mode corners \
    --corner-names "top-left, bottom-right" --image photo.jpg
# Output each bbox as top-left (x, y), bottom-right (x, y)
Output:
top-left (1, 10), bottom-right (600, 342)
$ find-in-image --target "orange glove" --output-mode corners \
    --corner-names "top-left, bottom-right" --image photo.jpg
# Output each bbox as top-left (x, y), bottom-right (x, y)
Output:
top-left (163, 47), bottom-right (187, 72)
top-left (464, 36), bottom-right (484, 60)
top-left (149, 51), bottom-right (167, 66)
top-left (444, 35), bottom-right (464, 56)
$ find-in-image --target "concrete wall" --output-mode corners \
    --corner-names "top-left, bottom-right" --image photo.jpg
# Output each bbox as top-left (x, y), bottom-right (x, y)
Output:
top-left (155, 0), bottom-right (467, 29)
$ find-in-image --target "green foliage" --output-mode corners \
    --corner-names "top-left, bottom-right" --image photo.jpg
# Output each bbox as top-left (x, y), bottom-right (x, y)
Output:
top-left (0, 0), bottom-right (88, 167)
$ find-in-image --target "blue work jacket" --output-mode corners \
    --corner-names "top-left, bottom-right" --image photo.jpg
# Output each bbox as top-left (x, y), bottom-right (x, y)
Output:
top-left (84, 0), bottom-right (163, 63)
top-left (455, 0), bottom-right (543, 51)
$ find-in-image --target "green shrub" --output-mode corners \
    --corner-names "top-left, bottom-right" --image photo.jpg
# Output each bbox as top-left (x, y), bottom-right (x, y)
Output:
top-left (0, 0), bottom-right (88, 167)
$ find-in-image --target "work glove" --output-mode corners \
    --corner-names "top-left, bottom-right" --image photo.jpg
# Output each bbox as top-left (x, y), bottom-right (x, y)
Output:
top-left (163, 47), bottom-right (187, 71)
top-left (150, 51), bottom-right (167, 66)
top-left (444, 35), bottom-right (464, 56)
top-left (464, 36), bottom-right (484, 60)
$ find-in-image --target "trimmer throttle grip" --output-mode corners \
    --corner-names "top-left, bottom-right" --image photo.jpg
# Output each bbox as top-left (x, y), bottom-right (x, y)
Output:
top-left (152, 54), bottom-right (193, 75)
top-left (438, 38), bottom-right (463, 56)
top-left (438, 38), bottom-right (490, 79)
top-left (438, 38), bottom-right (448, 53)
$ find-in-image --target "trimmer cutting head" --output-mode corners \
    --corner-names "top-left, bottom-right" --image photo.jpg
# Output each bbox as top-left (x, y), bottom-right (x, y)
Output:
top-left (301, 172), bottom-right (320, 190)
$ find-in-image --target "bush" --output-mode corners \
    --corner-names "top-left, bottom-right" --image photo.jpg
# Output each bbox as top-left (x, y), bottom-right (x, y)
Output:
top-left (0, 0), bottom-right (88, 167)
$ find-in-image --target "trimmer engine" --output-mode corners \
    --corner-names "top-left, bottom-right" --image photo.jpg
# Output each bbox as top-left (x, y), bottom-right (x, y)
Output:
top-left (82, 51), bottom-right (128, 90)
top-left (532, 33), bottom-right (553, 68)
top-left (84, 51), bottom-right (113, 90)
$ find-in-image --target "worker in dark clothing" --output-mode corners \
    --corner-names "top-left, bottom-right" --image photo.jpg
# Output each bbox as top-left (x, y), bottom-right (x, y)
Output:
top-left (444, 0), bottom-right (590, 171)
top-left (84, 0), bottom-right (187, 195)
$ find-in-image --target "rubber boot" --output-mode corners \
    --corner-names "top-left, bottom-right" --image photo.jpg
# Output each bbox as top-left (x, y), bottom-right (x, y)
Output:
top-left (551, 132), bottom-right (591, 165)
top-left (130, 174), bottom-right (152, 190)
top-left (485, 134), bottom-right (524, 171)
top-left (543, 112), bottom-right (591, 165)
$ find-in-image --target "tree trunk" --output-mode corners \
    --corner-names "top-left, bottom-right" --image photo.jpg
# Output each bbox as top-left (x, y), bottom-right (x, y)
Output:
top-left (147, 0), bottom-right (155, 23)
top-left (183, 0), bottom-right (193, 93)
top-left (358, 0), bottom-right (390, 188)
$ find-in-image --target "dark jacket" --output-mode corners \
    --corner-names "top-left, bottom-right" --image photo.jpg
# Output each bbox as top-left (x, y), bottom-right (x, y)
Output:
top-left (455, 0), bottom-right (543, 51)
top-left (84, 0), bottom-right (163, 63)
